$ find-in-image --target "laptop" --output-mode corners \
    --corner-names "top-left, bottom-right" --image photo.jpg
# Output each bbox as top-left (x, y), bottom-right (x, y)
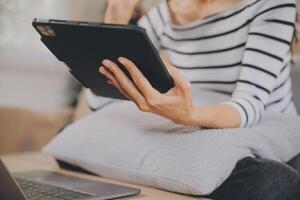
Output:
top-left (0, 160), bottom-right (140, 200)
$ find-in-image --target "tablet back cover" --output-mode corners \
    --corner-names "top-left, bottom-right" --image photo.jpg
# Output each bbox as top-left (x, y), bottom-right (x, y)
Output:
top-left (32, 19), bottom-right (174, 100)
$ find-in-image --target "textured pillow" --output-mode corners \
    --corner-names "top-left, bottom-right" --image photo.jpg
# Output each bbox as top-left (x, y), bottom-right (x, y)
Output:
top-left (43, 90), bottom-right (300, 195)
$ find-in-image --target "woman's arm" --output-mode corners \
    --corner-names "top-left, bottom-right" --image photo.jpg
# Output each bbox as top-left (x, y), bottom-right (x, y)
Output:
top-left (192, 104), bottom-right (241, 129)
top-left (99, 58), bottom-right (242, 128)
top-left (223, 0), bottom-right (297, 127)
top-left (192, 0), bottom-right (297, 128)
top-left (104, 0), bottom-right (140, 24)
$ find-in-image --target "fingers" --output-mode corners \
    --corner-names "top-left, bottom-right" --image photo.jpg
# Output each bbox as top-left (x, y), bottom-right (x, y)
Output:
top-left (101, 59), bottom-right (147, 107)
top-left (99, 67), bottom-right (120, 89)
top-left (99, 67), bottom-right (131, 99)
top-left (118, 57), bottom-right (158, 99)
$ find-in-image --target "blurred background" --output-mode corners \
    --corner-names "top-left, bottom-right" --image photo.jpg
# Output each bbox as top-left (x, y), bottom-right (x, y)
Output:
top-left (0, 0), bottom-right (159, 154)
top-left (0, 0), bottom-right (299, 155)
top-left (0, 0), bottom-right (109, 110)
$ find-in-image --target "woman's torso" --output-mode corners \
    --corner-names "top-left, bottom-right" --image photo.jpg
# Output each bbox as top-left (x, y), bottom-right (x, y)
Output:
top-left (138, 0), bottom-right (298, 115)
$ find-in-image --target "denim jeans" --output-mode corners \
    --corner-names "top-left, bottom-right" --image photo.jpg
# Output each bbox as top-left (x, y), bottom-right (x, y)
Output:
top-left (205, 157), bottom-right (300, 200)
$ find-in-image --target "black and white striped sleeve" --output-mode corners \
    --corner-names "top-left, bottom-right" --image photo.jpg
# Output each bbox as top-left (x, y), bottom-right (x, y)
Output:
top-left (225, 0), bottom-right (297, 127)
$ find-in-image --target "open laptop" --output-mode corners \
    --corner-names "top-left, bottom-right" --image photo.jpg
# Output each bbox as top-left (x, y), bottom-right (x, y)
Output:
top-left (0, 160), bottom-right (140, 200)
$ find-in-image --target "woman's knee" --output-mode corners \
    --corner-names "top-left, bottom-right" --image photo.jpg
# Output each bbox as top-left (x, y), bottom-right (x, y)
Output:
top-left (209, 157), bottom-right (300, 200)
top-left (256, 159), bottom-right (300, 195)
top-left (250, 158), bottom-right (300, 199)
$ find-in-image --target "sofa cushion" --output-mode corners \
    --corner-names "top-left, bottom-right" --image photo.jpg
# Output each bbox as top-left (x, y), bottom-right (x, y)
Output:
top-left (289, 60), bottom-right (300, 171)
top-left (291, 62), bottom-right (300, 113)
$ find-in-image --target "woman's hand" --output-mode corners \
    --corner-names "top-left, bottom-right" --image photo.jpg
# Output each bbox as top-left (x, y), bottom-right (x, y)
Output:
top-left (99, 57), bottom-right (198, 125)
top-left (105, 0), bottom-right (140, 24)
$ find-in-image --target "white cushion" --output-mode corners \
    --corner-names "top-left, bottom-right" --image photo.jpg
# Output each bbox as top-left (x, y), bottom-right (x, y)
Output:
top-left (43, 90), bottom-right (300, 195)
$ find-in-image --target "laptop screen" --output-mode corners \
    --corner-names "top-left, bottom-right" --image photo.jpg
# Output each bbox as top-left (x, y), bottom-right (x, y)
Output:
top-left (0, 160), bottom-right (26, 200)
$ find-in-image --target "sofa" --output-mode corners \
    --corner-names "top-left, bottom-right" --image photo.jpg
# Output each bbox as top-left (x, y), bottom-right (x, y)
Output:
top-left (291, 59), bottom-right (300, 112)
top-left (287, 60), bottom-right (300, 171)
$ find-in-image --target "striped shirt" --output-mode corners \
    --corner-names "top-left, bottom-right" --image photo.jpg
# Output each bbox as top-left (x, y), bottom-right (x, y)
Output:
top-left (87, 0), bottom-right (298, 128)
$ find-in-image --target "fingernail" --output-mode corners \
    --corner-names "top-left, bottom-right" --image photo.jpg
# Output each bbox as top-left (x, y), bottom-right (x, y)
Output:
top-left (118, 57), bottom-right (125, 63)
top-left (102, 59), bottom-right (111, 66)
top-left (99, 67), bottom-right (104, 73)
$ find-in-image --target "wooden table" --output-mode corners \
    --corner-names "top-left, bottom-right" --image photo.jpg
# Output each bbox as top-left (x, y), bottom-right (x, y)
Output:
top-left (0, 152), bottom-right (209, 200)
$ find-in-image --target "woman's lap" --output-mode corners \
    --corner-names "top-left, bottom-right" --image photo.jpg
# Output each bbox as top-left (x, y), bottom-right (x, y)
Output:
top-left (205, 157), bottom-right (300, 200)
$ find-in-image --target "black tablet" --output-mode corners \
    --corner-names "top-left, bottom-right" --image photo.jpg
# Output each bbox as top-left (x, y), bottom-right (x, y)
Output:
top-left (32, 18), bottom-right (174, 100)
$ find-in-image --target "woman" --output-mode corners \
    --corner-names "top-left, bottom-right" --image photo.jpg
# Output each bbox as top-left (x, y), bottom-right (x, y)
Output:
top-left (88, 0), bottom-right (300, 199)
